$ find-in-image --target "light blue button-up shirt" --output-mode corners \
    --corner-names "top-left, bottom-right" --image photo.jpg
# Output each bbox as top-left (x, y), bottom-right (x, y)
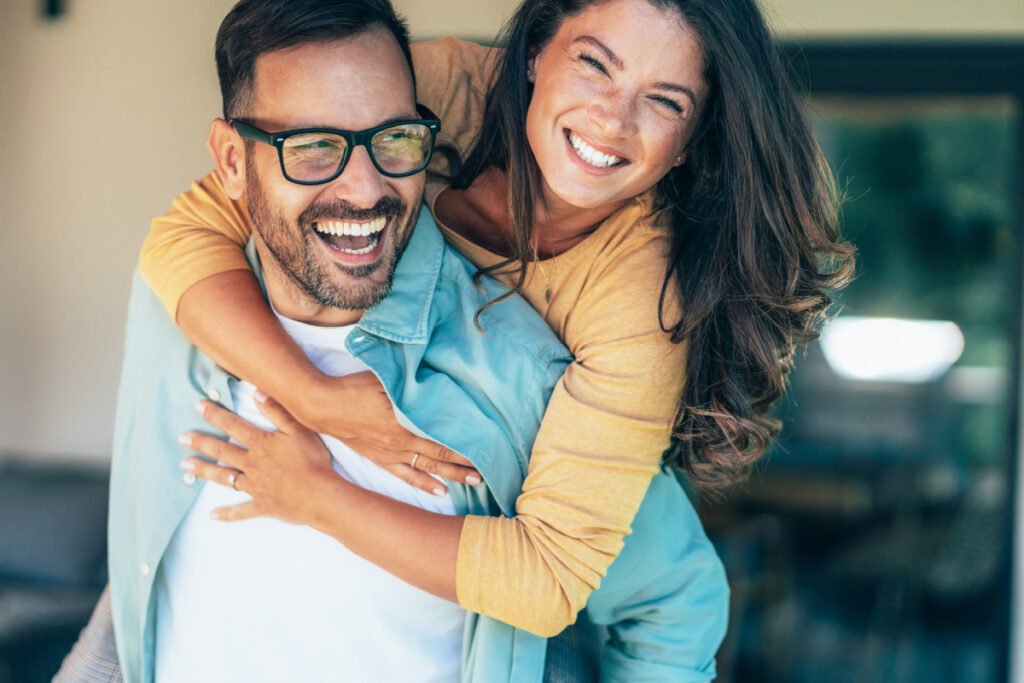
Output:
top-left (107, 208), bottom-right (727, 683)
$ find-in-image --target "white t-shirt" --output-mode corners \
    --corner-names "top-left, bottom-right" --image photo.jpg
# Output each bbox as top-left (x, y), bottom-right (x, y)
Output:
top-left (154, 316), bottom-right (465, 683)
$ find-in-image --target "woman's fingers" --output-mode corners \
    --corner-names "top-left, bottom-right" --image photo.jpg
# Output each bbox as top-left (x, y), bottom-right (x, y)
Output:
top-left (409, 452), bottom-right (482, 486)
top-left (196, 400), bottom-right (267, 446)
top-left (181, 433), bottom-right (248, 470)
top-left (210, 501), bottom-right (261, 522)
top-left (385, 463), bottom-right (449, 497)
top-left (413, 438), bottom-right (477, 469)
top-left (182, 456), bottom-right (245, 491)
top-left (350, 440), bottom-right (482, 494)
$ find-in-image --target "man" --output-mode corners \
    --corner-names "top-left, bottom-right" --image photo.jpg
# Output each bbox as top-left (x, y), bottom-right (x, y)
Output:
top-left (57, 1), bottom-right (726, 681)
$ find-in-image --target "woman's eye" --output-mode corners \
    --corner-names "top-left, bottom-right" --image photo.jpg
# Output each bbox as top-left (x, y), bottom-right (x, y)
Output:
top-left (652, 96), bottom-right (684, 114)
top-left (579, 52), bottom-right (608, 75)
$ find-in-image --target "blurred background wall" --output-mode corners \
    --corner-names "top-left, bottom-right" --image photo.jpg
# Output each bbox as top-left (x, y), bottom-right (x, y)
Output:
top-left (0, 0), bottom-right (1022, 464)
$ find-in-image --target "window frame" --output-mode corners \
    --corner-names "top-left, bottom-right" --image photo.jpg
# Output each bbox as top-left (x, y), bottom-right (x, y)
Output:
top-left (782, 40), bottom-right (1024, 683)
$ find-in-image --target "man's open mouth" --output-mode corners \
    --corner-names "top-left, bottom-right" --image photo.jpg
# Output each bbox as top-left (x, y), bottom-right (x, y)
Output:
top-left (313, 216), bottom-right (387, 255)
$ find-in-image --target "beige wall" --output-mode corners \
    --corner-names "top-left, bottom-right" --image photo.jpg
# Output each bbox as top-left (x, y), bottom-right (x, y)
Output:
top-left (1, 0), bottom-right (1021, 463)
top-left (0, 0), bottom-right (235, 463)
top-left (400, 0), bottom-right (1024, 38)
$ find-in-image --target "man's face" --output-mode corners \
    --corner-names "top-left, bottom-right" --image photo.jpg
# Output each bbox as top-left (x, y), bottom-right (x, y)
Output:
top-left (242, 30), bottom-right (423, 314)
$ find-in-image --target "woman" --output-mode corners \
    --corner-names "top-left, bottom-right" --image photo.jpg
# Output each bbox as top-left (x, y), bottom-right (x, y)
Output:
top-left (145, 0), bottom-right (849, 673)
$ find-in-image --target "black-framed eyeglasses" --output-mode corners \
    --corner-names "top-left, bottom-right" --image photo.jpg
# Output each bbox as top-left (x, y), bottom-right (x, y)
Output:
top-left (230, 104), bottom-right (441, 185)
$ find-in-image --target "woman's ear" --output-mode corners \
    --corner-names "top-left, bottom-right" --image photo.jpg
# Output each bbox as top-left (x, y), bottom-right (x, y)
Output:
top-left (207, 119), bottom-right (246, 200)
top-left (673, 150), bottom-right (687, 167)
top-left (527, 55), bottom-right (537, 83)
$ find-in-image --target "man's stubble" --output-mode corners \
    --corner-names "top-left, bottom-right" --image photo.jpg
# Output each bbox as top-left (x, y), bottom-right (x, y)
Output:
top-left (244, 155), bottom-right (417, 311)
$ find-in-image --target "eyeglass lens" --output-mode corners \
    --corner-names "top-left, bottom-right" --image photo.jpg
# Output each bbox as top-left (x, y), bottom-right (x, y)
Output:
top-left (281, 123), bottom-right (432, 182)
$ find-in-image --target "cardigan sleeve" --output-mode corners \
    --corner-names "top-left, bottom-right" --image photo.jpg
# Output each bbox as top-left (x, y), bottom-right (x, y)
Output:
top-left (455, 228), bottom-right (689, 636)
top-left (138, 171), bottom-right (252, 318)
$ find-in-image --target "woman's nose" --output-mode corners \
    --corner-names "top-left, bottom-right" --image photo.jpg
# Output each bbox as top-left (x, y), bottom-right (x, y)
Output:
top-left (588, 90), bottom-right (637, 138)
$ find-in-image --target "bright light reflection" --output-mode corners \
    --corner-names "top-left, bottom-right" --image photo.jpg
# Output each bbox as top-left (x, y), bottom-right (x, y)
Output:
top-left (820, 317), bottom-right (965, 383)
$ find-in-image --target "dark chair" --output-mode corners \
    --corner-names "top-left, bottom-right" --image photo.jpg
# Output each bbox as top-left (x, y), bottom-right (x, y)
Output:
top-left (0, 457), bottom-right (109, 683)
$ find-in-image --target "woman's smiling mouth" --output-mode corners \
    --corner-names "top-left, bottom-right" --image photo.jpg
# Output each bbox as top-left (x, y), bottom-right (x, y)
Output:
top-left (565, 129), bottom-right (628, 170)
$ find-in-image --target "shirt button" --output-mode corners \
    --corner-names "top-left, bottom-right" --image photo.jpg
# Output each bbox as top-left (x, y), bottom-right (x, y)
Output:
top-left (353, 336), bottom-right (366, 343)
top-left (139, 562), bottom-right (151, 576)
top-left (206, 387), bottom-right (221, 402)
top-left (182, 472), bottom-right (197, 486)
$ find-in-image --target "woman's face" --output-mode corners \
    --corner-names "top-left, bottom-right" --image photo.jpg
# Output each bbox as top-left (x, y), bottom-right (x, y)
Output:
top-left (526, 0), bottom-right (707, 214)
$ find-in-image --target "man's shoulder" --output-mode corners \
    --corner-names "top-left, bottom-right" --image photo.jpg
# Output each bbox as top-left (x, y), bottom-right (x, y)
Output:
top-left (432, 241), bottom-right (570, 366)
top-left (118, 271), bottom-right (223, 406)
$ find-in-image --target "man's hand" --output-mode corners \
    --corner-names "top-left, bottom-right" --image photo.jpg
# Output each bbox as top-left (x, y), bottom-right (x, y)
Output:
top-left (181, 397), bottom-right (337, 524)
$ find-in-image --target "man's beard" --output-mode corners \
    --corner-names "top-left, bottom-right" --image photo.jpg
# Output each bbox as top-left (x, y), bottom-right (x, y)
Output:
top-left (245, 161), bottom-right (415, 311)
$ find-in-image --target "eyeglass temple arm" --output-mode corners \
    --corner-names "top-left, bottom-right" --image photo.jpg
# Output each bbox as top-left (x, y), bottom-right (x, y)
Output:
top-left (229, 120), bottom-right (277, 145)
top-left (416, 104), bottom-right (441, 129)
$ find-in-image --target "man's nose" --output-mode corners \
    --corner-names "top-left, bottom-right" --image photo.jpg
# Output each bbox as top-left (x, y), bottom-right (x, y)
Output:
top-left (327, 144), bottom-right (388, 206)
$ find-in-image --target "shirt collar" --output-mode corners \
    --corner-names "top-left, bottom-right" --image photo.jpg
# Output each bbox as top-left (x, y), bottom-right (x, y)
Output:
top-left (244, 204), bottom-right (445, 345)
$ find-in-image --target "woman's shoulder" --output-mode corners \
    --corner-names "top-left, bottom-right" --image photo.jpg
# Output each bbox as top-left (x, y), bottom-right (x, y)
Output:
top-left (412, 37), bottom-right (496, 76)
top-left (411, 38), bottom-right (498, 112)
top-left (567, 193), bottom-right (682, 337)
top-left (583, 193), bottom-right (672, 274)
top-left (413, 38), bottom-right (501, 162)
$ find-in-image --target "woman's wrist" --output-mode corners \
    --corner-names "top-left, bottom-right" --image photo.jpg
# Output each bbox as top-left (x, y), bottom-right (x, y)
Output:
top-left (292, 373), bottom-right (352, 437)
top-left (304, 469), bottom-right (357, 536)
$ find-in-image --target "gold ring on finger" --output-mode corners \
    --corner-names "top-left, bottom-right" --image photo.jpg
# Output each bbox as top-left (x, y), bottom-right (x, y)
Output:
top-left (410, 452), bottom-right (421, 470)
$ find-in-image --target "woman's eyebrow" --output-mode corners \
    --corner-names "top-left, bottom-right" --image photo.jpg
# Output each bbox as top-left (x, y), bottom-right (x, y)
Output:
top-left (571, 36), bottom-right (624, 70)
top-left (653, 81), bottom-right (698, 109)
top-left (571, 35), bottom-right (698, 108)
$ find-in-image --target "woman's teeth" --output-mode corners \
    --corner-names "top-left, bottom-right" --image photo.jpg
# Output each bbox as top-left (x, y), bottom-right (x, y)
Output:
top-left (568, 132), bottom-right (624, 168)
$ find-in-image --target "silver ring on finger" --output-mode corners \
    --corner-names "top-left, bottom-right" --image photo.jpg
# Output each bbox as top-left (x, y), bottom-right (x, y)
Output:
top-left (227, 470), bottom-right (242, 491)
top-left (410, 452), bottom-right (421, 470)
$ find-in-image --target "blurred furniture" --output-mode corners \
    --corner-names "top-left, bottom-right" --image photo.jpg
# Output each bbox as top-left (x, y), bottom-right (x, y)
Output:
top-left (0, 456), bottom-right (109, 683)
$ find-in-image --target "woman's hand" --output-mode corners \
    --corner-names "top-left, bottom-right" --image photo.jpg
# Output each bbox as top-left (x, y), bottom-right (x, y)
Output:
top-left (181, 396), bottom-right (337, 524)
top-left (298, 372), bottom-right (482, 494)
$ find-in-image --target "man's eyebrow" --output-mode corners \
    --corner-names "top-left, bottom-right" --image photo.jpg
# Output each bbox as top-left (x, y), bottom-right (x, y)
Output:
top-left (276, 113), bottom-right (420, 131)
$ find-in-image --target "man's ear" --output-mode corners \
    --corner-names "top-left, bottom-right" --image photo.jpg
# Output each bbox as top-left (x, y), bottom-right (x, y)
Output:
top-left (207, 118), bottom-right (246, 200)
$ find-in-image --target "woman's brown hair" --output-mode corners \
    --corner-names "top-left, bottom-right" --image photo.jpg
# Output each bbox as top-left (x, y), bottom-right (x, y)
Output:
top-left (453, 0), bottom-right (855, 491)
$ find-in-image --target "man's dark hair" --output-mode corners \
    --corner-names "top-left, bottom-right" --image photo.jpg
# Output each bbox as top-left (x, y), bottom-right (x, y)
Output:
top-left (215, 0), bottom-right (415, 119)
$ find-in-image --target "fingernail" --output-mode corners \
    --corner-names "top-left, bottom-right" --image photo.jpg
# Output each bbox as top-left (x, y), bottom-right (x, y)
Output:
top-left (254, 389), bottom-right (267, 403)
top-left (432, 487), bottom-right (446, 497)
top-left (180, 459), bottom-right (196, 472)
top-left (208, 509), bottom-right (222, 520)
top-left (466, 474), bottom-right (482, 486)
top-left (178, 433), bottom-right (192, 447)
top-left (194, 400), bottom-right (206, 414)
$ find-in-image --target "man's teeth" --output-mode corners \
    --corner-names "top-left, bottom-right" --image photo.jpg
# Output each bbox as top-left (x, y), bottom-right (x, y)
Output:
top-left (337, 241), bottom-right (377, 255)
top-left (314, 216), bottom-right (387, 237)
top-left (568, 132), bottom-right (624, 168)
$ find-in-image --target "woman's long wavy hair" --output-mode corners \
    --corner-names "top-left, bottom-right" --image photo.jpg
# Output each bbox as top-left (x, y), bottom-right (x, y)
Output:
top-left (452, 0), bottom-right (855, 492)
